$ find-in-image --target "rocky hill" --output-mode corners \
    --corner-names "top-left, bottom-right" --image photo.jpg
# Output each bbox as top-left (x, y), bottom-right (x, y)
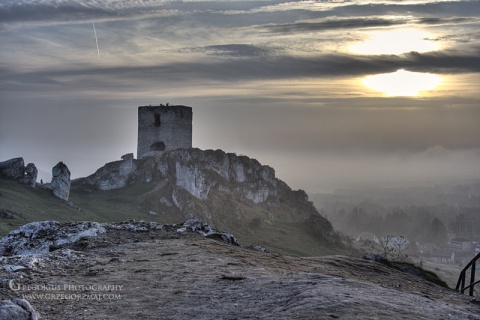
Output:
top-left (0, 221), bottom-right (477, 320)
top-left (79, 148), bottom-right (340, 253)
top-left (0, 149), bottom-right (341, 256)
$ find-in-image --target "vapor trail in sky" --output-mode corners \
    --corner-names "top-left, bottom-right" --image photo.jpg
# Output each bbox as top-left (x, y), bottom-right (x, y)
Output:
top-left (93, 23), bottom-right (100, 58)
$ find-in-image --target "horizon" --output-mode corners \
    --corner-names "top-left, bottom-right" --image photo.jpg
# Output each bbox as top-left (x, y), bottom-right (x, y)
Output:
top-left (1, 0), bottom-right (479, 193)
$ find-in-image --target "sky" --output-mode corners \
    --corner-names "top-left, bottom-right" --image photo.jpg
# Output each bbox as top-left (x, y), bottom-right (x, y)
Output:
top-left (0, 0), bottom-right (479, 193)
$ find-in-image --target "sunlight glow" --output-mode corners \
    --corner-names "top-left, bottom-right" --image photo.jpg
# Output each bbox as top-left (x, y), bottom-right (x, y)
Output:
top-left (362, 69), bottom-right (442, 96)
top-left (350, 29), bottom-right (439, 55)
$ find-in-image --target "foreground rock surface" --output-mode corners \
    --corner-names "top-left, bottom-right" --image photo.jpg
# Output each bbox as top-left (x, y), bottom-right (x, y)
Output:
top-left (0, 222), bottom-right (477, 319)
top-left (0, 221), bottom-right (106, 256)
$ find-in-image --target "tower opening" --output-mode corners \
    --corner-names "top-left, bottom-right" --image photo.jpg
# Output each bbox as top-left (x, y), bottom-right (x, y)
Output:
top-left (150, 141), bottom-right (166, 151)
top-left (154, 114), bottom-right (161, 127)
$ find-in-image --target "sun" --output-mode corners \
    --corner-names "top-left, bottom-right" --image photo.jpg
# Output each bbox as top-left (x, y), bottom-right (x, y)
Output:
top-left (350, 29), bottom-right (439, 55)
top-left (362, 69), bottom-right (442, 96)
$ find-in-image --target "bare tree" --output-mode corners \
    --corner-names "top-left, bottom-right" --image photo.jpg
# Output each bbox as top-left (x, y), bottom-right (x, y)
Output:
top-left (380, 235), bottom-right (409, 261)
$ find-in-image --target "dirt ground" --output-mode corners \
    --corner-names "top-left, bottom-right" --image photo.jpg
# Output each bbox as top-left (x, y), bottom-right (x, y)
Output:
top-left (1, 228), bottom-right (478, 319)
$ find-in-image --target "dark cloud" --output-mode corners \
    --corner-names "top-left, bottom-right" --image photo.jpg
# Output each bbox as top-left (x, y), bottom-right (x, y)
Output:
top-left (416, 16), bottom-right (478, 25)
top-left (255, 15), bottom-right (479, 35)
top-left (258, 18), bottom-right (409, 33)
top-left (332, 1), bottom-right (480, 18)
top-left (398, 51), bottom-right (480, 73)
top-left (2, 1), bottom-right (479, 36)
top-left (0, 3), bottom-right (113, 24)
top-left (0, 1), bottom-right (292, 27)
top-left (204, 44), bottom-right (271, 57)
top-left (177, 44), bottom-right (271, 57)
top-left (191, 51), bottom-right (480, 78)
top-left (4, 51), bottom-right (476, 88)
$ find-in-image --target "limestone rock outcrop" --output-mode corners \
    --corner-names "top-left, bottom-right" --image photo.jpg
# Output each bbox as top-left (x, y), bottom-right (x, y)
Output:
top-left (83, 153), bottom-right (137, 190)
top-left (177, 219), bottom-right (240, 246)
top-left (85, 149), bottom-right (279, 204)
top-left (82, 148), bottom-right (339, 245)
top-left (18, 163), bottom-right (38, 187)
top-left (0, 158), bottom-right (38, 188)
top-left (0, 221), bottom-right (106, 256)
top-left (51, 162), bottom-right (70, 201)
top-left (0, 158), bottom-right (25, 180)
top-left (0, 220), bottom-right (236, 258)
top-left (163, 149), bottom-right (277, 204)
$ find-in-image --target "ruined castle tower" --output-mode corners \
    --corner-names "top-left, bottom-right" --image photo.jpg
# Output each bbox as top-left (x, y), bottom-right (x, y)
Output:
top-left (137, 105), bottom-right (192, 159)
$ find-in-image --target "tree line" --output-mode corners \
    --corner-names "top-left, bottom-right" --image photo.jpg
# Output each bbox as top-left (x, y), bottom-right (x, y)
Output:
top-left (319, 203), bottom-right (479, 245)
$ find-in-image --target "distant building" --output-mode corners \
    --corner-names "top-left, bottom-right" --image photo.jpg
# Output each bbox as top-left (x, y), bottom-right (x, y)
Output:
top-left (430, 250), bottom-right (455, 264)
top-left (450, 238), bottom-right (473, 253)
top-left (137, 105), bottom-right (192, 159)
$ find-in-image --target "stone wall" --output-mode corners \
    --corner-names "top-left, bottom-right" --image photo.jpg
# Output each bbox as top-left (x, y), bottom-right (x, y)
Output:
top-left (137, 105), bottom-right (192, 159)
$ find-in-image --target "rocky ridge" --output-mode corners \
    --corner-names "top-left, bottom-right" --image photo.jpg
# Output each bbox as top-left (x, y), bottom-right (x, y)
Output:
top-left (81, 148), bottom-right (339, 246)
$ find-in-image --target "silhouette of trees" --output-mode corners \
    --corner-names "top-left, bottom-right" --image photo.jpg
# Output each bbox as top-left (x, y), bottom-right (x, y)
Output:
top-left (428, 218), bottom-right (448, 244)
top-left (324, 203), bottom-right (479, 245)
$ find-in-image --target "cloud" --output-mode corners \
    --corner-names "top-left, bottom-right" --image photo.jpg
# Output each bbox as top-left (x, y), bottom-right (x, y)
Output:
top-left (176, 44), bottom-right (272, 57)
top-left (4, 0), bottom-right (477, 29)
top-left (258, 17), bottom-right (409, 33)
top-left (0, 0), bottom-right (290, 26)
top-left (0, 3), bottom-right (113, 24)
top-left (398, 51), bottom-right (480, 73)
top-left (416, 16), bottom-right (479, 25)
top-left (4, 51), bottom-right (477, 88)
top-left (331, 1), bottom-right (480, 18)
top-left (261, 16), bottom-right (480, 33)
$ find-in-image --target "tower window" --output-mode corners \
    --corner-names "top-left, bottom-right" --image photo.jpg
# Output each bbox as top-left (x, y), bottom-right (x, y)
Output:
top-left (154, 114), bottom-right (161, 127)
top-left (150, 141), bottom-right (166, 151)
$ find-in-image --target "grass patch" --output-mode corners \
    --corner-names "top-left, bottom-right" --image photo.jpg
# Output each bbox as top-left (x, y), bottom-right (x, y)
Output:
top-left (390, 261), bottom-right (449, 288)
top-left (0, 179), bottom-right (180, 237)
top-left (233, 220), bottom-right (347, 257)
top-left (0, 179), bottom-right (80, 234)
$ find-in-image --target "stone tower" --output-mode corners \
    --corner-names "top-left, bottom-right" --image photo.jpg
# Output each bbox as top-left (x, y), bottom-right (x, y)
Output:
top-left (137, 105), bottom-right (192, 159)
